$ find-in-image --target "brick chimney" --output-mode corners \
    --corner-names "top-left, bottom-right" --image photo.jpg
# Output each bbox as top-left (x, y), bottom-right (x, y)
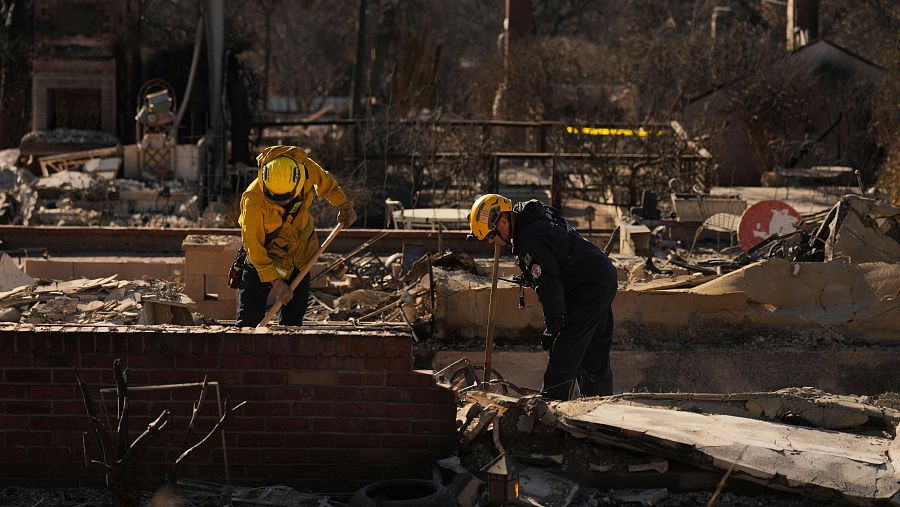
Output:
top-left (786, 0), bottom-right (819, 51)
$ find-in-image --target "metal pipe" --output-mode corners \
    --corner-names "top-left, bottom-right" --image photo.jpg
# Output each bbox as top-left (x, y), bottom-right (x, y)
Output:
top-left (170, 17), bottom-right (205, 139)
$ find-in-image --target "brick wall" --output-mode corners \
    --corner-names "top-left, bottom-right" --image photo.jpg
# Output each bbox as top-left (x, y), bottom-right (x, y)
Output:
top-left (0, 324), bottom-right (456, 492)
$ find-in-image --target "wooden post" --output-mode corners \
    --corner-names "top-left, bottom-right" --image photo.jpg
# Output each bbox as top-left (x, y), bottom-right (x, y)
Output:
top-left (483, 243), bottom-right (501, 386)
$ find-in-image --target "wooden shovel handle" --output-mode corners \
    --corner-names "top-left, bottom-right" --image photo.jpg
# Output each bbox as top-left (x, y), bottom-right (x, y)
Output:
top-left (256, 224), bottom-right (343, 328)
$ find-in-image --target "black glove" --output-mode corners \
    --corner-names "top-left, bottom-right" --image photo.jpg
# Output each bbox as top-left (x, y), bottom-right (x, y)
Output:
top-left (541, 329), bottom-right (559, 352)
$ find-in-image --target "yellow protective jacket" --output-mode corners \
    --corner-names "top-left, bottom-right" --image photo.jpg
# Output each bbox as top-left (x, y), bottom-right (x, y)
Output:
top-left (238, 145), bottom-right (348, 283)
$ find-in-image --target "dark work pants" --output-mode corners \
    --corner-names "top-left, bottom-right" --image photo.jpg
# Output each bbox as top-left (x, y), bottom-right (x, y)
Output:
top-left (236, 264), bottom-right (310, 327)
top-left (542, 300), bottom-right (615, 401)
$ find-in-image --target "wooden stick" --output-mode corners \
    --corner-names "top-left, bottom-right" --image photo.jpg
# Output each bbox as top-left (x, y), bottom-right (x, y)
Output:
top-left (257, 224), bottom-right (343, 328)
top-left (483, 243), bottom-right (501, 387)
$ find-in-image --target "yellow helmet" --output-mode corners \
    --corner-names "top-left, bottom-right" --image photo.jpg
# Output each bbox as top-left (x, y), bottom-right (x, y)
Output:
top-left (261, 156), bottom-right (304, 205)
top-left (468, 194), bottom-right (512, 240)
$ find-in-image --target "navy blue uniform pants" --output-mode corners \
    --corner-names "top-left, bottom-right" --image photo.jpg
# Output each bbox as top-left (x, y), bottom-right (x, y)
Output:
top-left (236, 265), bottom-right (310, 327)
top-left (542, 300), bottom-right (615, 401)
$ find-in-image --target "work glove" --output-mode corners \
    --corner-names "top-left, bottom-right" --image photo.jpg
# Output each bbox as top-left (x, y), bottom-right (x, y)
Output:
top-left (267, 278), bottom-right (294, 306)
top-left (337, 202), bottom-right (357, 227)
top-left (541, 329), bottom-right (559, 352)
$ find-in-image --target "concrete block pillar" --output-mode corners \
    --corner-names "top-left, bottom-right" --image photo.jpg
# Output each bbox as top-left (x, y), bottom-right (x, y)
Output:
top-left (182, 234), bottom-right (241, 321)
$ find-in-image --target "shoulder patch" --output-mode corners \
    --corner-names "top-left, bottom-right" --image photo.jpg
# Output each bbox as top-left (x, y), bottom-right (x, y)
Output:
top-left (531, 263), bottom-right (542, 279)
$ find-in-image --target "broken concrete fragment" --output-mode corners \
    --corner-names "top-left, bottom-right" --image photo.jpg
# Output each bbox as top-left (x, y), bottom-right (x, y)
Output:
top-left (608, 488), bottom-right (669, 506)
top-left (517, 465), bottom-right (580, 507)
top-left (0, 253), bottom-right (34, 292)
top-left (626, 457), bottom-right (668, 474)
top-left (555, 401), bottom-right (899, 503)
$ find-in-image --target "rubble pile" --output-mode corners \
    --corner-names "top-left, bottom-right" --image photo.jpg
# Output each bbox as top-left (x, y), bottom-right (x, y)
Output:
top-left (433, 375), bottom-right (900, 506)
top-left (0, 256), bottom-right (194, 325)
top-left (0, 148), bottom-right (229, 228)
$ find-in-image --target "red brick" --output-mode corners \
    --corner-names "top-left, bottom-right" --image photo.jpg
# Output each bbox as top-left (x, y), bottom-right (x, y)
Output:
top-left (246, 402), bottom-right (291, 417)
top-left (365, 337), bottom-right (384, 357)
top-left (268, 418), bottom-right (312, 431)
top-left (253, 335), bottom-right (270, 355)
top-left (363, 419), bottom-right (409, 433)
top-left (334, 402), bottom-right (385, 418)
top-left (236, 433), bottom-right (287, 447)
top-left (361, 357), bottom-right (391, 371)
top-left (362, 387), bottom-right (410, 403)
top-left (221, 355), bottom-right (268, 369)
top-left (30, 416), bottom-right (80, 430)
top-left (432, 404), bottom-right (457, 420)
top-left (5, 431), bottom-right (50, 446)
top-left (358, 448), bottom-right (410, 464)
top-left (0, 354), bottom-right (30, 367)
top-left (382, 434), bottom-right (428, 449)
top-left (175, 355), bottom-right (220, 369)
top-left (53, 368), bottom-right (96, 383)
top-left (308, 448), bottom-right (359, 463)
top-left (5, 369), bottom-right (50, 383)
top-left (270, 336), bottom-right (289, 356)
top-left (384, 338), bottom-right (412, 358)
top-left (6, 401), bottom-right (52, 414)
top-left (292, 402), bottom-right (334, 417)
top-left (271, 356), bottom-right (316, 369)
top-left (334, 338), bottom-right (351, 357)
top-left (212, 448), bottom-right (259, 464)
top-left (52, 401), bottom-right (87, 414)
top-left (77, 334), bottom-right (95, 353)
top-left (205, 335), bottom-right (222, 354)
top-left (350, 338), bottom-right (367, 357)
top-left (0, 415), bottom-right (29, 428)
top-left (313, 418), bottom-right (360, 433)
top-left (386, 373), bottom-right (435, 387)
top-left (222, 337), bottom-right (240, 354)
top-left (222, 417), bottom-right (267, 431)
top-left (385, 404), bottom-right (431, 419)
top-left (27, 447), bottom-right (73, 461)
top-left (337, 372), bottom-right (384, 386)
top-left (125, 354), bottom-right (175, 368)
top-left (127, 335), bottom-right (143, 353)
top-left (27, 385), bottom-right (75, 399)
top-left (146, 370), bottom-right (201, 385)
top-left (81, 354), bottom-right (119, 368)
top-left (240, 336), bottom-right (254, 354)
top-left (318, 337), bottom-right (335, 356)
top-left (243, 371), bottom-right (286, 384)
top-left (0, 336), bottom-right (15, 353)
top-left (315, 357), bottom-right (366, 370)
top-left (267, 386), bottom-right (314, 401)
top-left (330, 433), bottom-right (380, 449)
top-left (410, 387), bottom-right (454, 404)
top-left (314, 387), bottom-right (360, 402)
top-left (0, 448), bottom-right (27, 462)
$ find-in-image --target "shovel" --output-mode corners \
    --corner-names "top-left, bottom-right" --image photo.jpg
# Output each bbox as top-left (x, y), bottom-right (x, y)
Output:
top-left (256, 223), bottom-right (343, 329)
top-left (482, 243), bottom-right (501, 387)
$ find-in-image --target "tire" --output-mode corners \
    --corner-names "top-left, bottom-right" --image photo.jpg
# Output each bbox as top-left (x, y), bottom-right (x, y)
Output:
top-left (349, 479), bottom-right (456, 507)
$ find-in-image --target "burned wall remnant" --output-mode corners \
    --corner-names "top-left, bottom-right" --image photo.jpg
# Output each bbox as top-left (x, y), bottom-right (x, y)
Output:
top-left (0, 324), bottom-right (456, 492)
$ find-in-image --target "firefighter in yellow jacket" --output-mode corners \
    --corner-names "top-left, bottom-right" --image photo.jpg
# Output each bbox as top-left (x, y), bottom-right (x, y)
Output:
top-left (236, 145), bottom-right (356, 327)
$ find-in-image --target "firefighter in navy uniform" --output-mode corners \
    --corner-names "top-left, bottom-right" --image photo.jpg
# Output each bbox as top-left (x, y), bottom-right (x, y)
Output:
top-left (468, 194), bottom-right (618, 400)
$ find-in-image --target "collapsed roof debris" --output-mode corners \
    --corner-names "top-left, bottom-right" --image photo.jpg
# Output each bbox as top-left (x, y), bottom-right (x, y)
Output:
top-left (0, 257), bottom-right (193, 325)
top-left (442, 385), bottom-right (900, 506)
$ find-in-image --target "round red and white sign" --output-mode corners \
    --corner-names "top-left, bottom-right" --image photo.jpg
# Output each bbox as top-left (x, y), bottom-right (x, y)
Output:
top-left (738, 200), bottom-right (803, 252)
